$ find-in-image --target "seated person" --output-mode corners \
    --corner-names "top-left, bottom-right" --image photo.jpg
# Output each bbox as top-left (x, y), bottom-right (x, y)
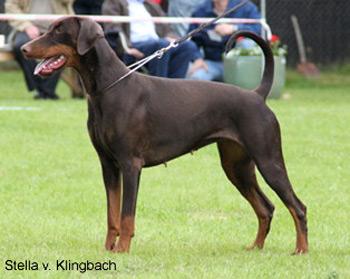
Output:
top-left (5, 0), bottom-right (74, 99)
top-left (187, 0), bottom-right (261, 81)
top-left (102, 0), bottom-right (198, 79)
top-left (167, 0), bottom-right (206, 37)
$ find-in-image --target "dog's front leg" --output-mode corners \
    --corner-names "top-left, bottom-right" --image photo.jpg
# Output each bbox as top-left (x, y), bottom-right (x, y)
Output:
top-left (113, 160), bottom-right (142, 253)
top-left (99, 156), bottom-right (122, 251)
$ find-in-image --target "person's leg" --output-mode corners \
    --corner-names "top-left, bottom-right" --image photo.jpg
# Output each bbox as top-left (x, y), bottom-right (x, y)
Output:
top-left (73, 0), bottom-right (102, 15)
top-left (187, 60), bottom-right (224, 81)
top-left (168, 40), bottom-right (198, 78)
top-left (37, 72), bottom-right (61, 99)
top-left (236, 38), bottom-right (256, 49)
top-left (73, 1), bottom-right (89, 14)
top-left (122, 53), bottom-right (135, 66)
top-left (131, 39), bottom-right (170, 77)
top-left (13, 32), bottom-right (39, 92)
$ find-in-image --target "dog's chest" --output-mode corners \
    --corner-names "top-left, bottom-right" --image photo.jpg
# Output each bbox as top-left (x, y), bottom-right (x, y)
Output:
top-left (87, 103), bottom-right (122, 155)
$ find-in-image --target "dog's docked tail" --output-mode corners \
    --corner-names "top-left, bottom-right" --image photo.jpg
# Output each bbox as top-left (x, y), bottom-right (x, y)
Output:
top-left (225, 31), bottom-right (274, 101)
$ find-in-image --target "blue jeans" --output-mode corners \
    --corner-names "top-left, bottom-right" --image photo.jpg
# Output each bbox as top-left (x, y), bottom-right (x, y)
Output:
top-left (187, 60), bottom-right (224, 81)
top-left (187, 38), bottom-right (256, 81)
top-left (124, 38), bottom-right (198, 78)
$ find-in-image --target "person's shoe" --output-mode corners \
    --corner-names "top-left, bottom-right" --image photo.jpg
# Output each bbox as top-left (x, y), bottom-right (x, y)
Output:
top-left (33, 91), bottom-right (47, 100)
top-left (46, 93), bottom-right (60, 100)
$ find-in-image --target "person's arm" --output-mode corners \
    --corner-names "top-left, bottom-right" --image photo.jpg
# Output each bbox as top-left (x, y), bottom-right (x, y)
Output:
top-left (102, 0), bottom-right (144, 59)
top-left (102, 0), bottom-right (132, 47)
top-left (144, 1), bottom-right (175, 39)
top-left (187, 9), bottom-right (209, 73)
top-left (236, 2), bottom-right (261, 34)
top-left (5, 0), bottom-right (34, 32)
top-left (214, 24), bottom-right (237, 37)
top-left (59, 0), bottom-right (75, 15)
top-left (188, 9), bottom-right (208, 49)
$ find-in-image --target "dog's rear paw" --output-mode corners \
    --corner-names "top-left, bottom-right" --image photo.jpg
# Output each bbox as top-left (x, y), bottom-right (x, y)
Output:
top-left (246, 242), bottom-right (264, 251)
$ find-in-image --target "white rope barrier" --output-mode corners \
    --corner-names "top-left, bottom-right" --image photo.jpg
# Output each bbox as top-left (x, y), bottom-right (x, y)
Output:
top-left (0, 14), bottom-right (272, 38)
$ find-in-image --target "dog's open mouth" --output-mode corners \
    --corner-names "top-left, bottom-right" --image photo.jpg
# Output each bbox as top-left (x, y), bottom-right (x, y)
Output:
top-left (34, 55), bottom-right (67, 76)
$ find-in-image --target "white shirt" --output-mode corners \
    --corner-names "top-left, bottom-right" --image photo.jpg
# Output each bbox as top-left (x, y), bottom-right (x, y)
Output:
top-left (128, 0), bottom-right (159, 43)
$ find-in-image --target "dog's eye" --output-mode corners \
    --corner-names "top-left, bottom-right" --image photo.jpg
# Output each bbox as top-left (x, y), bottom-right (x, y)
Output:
top-left (55, 25), bottom-right (63, 34)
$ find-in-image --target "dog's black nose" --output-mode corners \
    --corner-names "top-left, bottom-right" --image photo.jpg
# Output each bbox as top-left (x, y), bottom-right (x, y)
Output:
top-left (21, 44), bottom-right (31, 54)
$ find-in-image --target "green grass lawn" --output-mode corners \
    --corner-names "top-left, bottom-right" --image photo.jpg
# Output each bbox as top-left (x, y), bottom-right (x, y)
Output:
top-left (0, 68), bottom-right (349, 278)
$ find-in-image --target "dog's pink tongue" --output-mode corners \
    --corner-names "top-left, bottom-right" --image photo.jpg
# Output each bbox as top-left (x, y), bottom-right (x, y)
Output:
top-left (34, 57), bottom-right (55, 75)
top-left (34, 55), bottom-right (66, 76)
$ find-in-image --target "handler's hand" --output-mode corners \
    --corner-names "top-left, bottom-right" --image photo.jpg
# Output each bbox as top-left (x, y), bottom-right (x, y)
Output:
top-left (25, 25), bottom-right (40, 40)
top-left (126, 48), bottom-right (145, 59)
top-left (188, 58), bottom-right (208, 76)
top-left (165, 36), bottom-right (177, 43)
top-left (214, 24), bottom-right (237, 36)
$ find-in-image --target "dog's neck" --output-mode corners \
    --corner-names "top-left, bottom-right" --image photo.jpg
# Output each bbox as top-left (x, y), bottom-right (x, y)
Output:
top-left (76, 38), bottom-right (129, 96)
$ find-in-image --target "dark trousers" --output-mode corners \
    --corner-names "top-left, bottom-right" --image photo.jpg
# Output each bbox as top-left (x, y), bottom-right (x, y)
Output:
top-left (73, 0), bottom-right (103, 15)
top-left (124, 39), bottom-right (197, 78)
top-left (13, 32), bottom-right (60, 97)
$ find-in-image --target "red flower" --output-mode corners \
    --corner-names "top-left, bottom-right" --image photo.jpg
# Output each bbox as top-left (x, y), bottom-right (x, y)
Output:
top-left (270, 34), bottom-right (280, 43)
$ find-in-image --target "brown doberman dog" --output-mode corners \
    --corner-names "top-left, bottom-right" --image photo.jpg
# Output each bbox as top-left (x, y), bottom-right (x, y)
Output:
top-left (21, 17), bottom-right (308, 254)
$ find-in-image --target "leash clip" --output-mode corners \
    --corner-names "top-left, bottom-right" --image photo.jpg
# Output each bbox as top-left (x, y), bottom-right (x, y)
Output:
top-left (156, 49), bottom-right (165, 59)
top-left (156, 41), bottom-right (179, 59)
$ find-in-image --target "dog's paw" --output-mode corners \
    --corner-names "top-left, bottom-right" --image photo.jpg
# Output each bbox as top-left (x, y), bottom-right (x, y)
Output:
top-left (112, 243), bottom-right (129, 253)
top-left (105, 231), bottom-right (119, 251)
top-left (246, 242), bottom-right (264, 251)
top-left (292, 247), bottom-right (308, 255)
top-left (105, 241), bottom-right (116, 251)
top-left (112, 236), bottom-right (131, 253)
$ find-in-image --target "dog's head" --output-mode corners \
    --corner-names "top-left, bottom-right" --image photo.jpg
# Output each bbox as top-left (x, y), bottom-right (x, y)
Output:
top-left (21, 17), bottom-right (104, 77)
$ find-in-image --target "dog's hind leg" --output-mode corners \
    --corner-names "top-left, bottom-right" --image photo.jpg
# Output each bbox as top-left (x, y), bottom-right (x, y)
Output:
top-left (244, 119), bottom-right (308, 254)
top-left (255, 155), bottom-right (308, 254)
top-left (217, 140), bottom-right (275, 250)
top-left (99, 156), bottom-right (122, 251)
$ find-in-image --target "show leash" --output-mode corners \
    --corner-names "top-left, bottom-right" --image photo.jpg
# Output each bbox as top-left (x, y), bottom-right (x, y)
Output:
top-left (102, 0), bottom-right (249, 93)
top-left (110, 40), bottom-right (179, 86)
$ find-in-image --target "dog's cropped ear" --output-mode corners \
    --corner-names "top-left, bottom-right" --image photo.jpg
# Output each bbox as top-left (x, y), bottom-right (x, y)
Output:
top-left (77, 18), bottom-right (104, 55)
